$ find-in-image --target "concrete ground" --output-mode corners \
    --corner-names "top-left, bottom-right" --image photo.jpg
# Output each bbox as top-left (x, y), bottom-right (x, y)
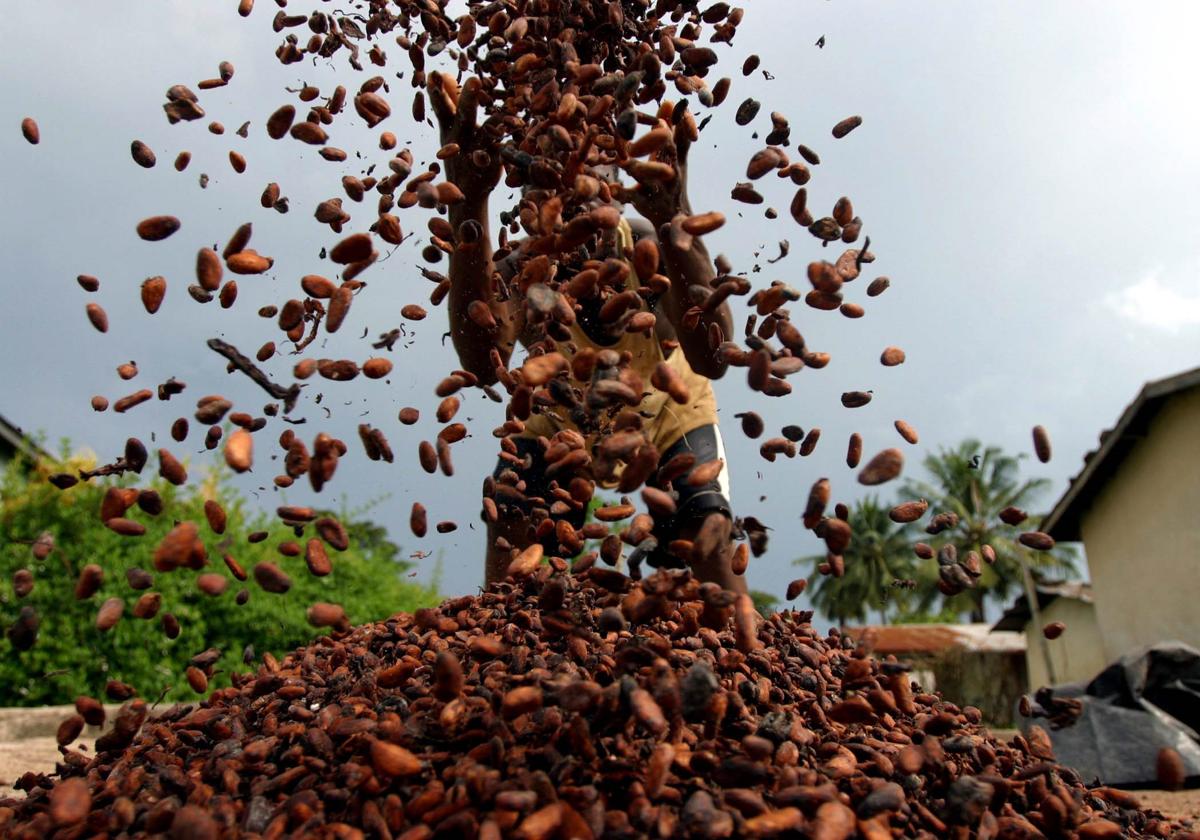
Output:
top-left (0, 736), bottom-right (82, 798)
top-left (0, 712), bottom-right (1196, 824)
top-left (0, 704), bottom-right (110, 799)
top-left (1139, 789), bottom-right (1200, 825)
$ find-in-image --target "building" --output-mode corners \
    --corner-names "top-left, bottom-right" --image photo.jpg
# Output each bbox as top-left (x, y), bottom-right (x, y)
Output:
top-left (992, 581), bottom-right (1106, 688)
top-left (0, 413), bottom-right (44, 471)
top-left (1037, 366), bottom-right (1200, 668)
top-left (844, 623), bottom-right (1027, 725)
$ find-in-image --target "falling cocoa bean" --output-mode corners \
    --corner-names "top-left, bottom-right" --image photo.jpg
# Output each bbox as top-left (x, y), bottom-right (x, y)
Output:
top-left (858, 448), bottom-right (903, 485)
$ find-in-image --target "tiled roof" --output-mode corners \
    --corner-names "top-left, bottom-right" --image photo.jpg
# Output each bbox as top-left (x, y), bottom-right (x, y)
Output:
top-left (844, 623), bottom-right (1026, 655)
top-left (991, 580), bottom-right (1093, 633)
top-left (0, 413), bottom-right (45, 460)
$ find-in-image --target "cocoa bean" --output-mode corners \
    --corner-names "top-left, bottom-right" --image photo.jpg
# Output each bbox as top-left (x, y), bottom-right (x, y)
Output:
top-left (866, 276), bottom-right (890, 297)
top-left (1157, 747), bottom-right (1186, 791)
top-left (95, 597), bottom-right (124, 631)
top-left (266, 104), bottom-right (295, 138)
top-left (889, 499), bottom-right (928, 523)
top-left (86, 302), bottom-right (109, 333)
top-left (21, 117), bottom-right (40, 144)
top-left (1019, 531), bottom-right (1055, 551)
top-left (831, 115), bottom-right (863, 138)
top-left (846, 433), bottom-right (863, 468)
top-left (1032, 425), bottom-right (1052, 463)
top-left (130, 140), bottom-right (156, 168)
top-left (225, 429), bottom-right (253, 472)
top-left (135, 215), bottom-right (181, 241)
top-left (894, 420), bottom-right (919, 444)
top-left (253, 561), bottom-right (292, 594)
top-left (858, 448), bottom-right (904, 485)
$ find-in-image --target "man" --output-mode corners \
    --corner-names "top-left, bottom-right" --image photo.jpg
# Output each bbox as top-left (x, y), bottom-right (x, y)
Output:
top-left (428, 74), bottom-right (744, 593)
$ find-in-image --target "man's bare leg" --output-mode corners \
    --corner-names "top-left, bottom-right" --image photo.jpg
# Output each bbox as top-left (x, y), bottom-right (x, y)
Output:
top-left (485, 511), bottom-right (534, 585)
top-left (683, 511), bottom-right (747, 595)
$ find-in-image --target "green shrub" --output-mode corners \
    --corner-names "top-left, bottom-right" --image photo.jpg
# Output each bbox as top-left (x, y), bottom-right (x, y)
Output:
top-left (0, 445), bottom-right (438, 706)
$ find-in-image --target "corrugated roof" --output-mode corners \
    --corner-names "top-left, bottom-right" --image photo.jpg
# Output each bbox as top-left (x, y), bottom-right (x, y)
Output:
top-left (845, 623), bottom-right (1026, 655)
top-left (1041, 366), bottom-right (1200, 541)
top-left (0, 413), bottom-right (45, 461)
top-left (991, 580), bottom-right (1094, 633)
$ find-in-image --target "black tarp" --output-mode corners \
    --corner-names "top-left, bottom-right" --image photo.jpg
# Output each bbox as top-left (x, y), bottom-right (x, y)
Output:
top-left (1019, 642), bottom-right (1200, 786)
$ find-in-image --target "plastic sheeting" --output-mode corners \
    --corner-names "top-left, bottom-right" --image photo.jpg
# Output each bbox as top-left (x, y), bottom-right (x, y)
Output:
top-left (1019, 642), bottom-right (1200, 786)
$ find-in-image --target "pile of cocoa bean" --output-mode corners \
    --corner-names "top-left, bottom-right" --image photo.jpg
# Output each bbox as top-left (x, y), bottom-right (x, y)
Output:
top-left (0, 569), bottom-right (1180, 838)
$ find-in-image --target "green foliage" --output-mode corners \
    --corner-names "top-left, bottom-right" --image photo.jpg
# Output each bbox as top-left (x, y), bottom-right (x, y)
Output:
top-left (796, 496), bottom-right (916, 626)
top-left (0, 446), bottom-right (438, 706)
top-left (749, 589), bottom-right (780, 616)
top-left (901, 440), bottom-right (1077, 622)
top-left (793, 441), bottom-right (1079, 627)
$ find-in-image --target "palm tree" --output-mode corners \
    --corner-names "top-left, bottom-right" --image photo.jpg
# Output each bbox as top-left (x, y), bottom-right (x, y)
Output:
top-left (795, 496), bottom-right (917, 626)
top-left (902, 439), bottom-right (1077, 622)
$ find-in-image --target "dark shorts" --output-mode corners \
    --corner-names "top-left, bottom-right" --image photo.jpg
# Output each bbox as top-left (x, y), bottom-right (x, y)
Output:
top-left (490, 424), bottom-right (733, 563)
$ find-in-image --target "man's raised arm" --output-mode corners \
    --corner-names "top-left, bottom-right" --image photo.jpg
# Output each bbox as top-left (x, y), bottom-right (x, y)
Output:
top-left (619, 112), bottom-right (733, 380)
top-left (427, 72), bottom-right (512, 384)
top-left (656, 231), bottom-right (732, 380)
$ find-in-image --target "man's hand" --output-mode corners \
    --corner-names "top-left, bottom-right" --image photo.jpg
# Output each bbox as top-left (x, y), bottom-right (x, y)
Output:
top-left (616, 114), bottom-right (696, 227)
top-left (427, 72), bottom-right (502, 205)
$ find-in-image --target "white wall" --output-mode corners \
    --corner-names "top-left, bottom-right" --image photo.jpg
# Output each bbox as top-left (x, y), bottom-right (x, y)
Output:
top-left (1024, 597), bottom-right (1108, 688)
top-left (1081, 389), bottom-right (1200, 661)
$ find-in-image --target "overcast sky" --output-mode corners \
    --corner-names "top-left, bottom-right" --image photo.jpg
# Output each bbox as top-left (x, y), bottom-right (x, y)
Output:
top-left (2, 1), bottom-right (1197, 623)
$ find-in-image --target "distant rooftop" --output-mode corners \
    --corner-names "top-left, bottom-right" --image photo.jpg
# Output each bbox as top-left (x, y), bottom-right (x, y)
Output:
top-left (1042, 365), bottom-right (1200, 541)
top-left (0, 413), bottom-right (45, 462)
top-left (991, 580), bottom-right (1093, 633)
top-left (844, 623), bottom-right (1026, 655)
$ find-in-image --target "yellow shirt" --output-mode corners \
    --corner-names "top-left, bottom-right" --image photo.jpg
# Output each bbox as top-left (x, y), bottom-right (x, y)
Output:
top-left (521, 218), bottom-right (717, 458)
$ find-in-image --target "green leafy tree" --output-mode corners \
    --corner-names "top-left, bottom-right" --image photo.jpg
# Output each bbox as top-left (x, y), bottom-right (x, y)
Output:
top-left (0, 445), bottom-right (438, 706)
top-left (749, 590), bottom-right (780, 616)
top-left (795, 496), bottom-right (917, 626)
top-left (902, 440), bottom-right (1077, 622)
